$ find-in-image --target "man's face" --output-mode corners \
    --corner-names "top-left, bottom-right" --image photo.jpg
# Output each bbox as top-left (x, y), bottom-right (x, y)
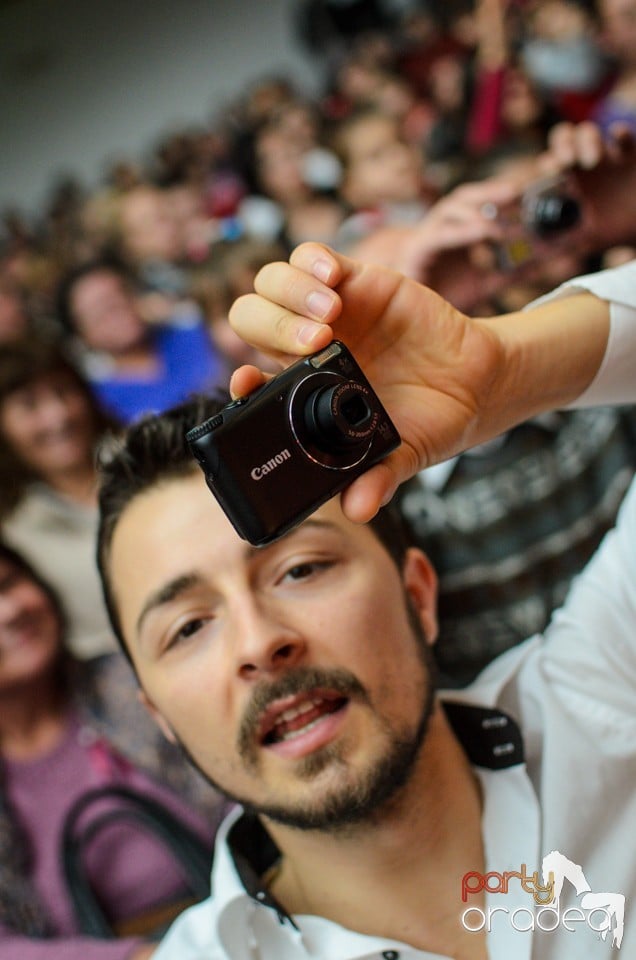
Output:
top-left (109, 471), bottom-right (438, 829)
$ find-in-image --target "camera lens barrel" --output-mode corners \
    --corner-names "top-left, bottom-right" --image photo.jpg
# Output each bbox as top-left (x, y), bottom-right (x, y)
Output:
top-left (529, 192), bottom-right (581, 237)
top-left (307, 381), bottom-right (374, 449)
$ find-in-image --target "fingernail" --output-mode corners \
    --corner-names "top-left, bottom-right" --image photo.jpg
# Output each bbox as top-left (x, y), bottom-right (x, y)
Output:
top-left (306, 290), bottom-right (334, 319)
top-left (311, 257), bottom-right (333, 283)
top-left (298, 322), bottom-right (323, 346)
top-left (380, 485), bottom-right (396, 507)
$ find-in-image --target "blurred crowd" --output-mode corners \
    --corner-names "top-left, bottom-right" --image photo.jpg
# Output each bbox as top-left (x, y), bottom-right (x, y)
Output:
top-left (2, 0), bottom-right (636, 955)
top-left (2, 1), bottom-right (636, 681)
top-left (2, 0), bottom-right (636, 661)
top-left (4, 0), bottom-right (636, 349)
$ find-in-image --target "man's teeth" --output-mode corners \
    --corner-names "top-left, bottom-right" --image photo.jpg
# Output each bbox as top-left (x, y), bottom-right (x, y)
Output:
top-left (278, 716), bottom-right (324, 741)
top-left (268, 697), bottom-right (333, 742)
top-left (277, 698), bottom-right (323, 724)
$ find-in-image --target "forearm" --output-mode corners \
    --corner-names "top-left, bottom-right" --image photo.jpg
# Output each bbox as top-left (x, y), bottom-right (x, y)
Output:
top-left (477, 292), bottom-right (611, 441)
top-left (523, 259), bottom-right (636, 407)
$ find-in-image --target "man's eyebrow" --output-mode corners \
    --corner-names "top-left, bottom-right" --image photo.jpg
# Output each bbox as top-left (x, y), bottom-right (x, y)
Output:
top-left (135, 572), bottom-right (203, 638)
top-left (249, 518), bottom-right (343, 556)
top-left (281, 519), bottom-right (340, 540)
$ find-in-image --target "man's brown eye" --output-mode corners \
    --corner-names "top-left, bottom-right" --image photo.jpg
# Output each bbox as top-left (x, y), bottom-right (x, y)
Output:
top-left (284, 560), bottom-right (333, 581)
top-left (287, 563), bottom-right (315, 579)
top-left (173, 618), bottom-right (207, 644)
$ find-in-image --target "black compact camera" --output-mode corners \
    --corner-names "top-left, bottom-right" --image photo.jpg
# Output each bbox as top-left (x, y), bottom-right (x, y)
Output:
top-left (483, 175), bottom-right (582, 271)
top-left (521, 178), bottom-right (581, 238)
top-left (186, 340), bottom-right (400, 545)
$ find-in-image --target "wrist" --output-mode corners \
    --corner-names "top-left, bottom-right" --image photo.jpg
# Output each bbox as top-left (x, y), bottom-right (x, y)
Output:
top-left (476, 293), bottom-right (610, 436)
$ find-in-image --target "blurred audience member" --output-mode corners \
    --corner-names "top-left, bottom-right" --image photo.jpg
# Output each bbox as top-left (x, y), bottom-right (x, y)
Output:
top-left (345, 174), bottom-right (517, 304)
top-left (395, 5), bottom-right (471, 99)
top-left (466, 0), bottom-right (561, 159)
top-left (0, 340), bottom-right (117, 658)
top-left (330, 106), bottom-right (437, 249)
top-left (241, 115), bottom-right (344, 249)
top-left (191, 237), bottom-right (287, 373)
top-left (79, 159), bottom-right (144, 260)
top-left (239, 74), bottom-right (300, 131)
top-left (520, 0), bottom-right (609, 121)
top-left (296, 0), bottom-right (397, 70)
top-left (0, 276), bottom-right (32, 343)
top-left (115, 184), bottom-right (190, 309)
top-left (0, 540), bottom-right (224, 960)
top-left (56, 258), bottom-right (225, 424)
top-left (591, 0), bottom-right (636, 134)
top-left (41, 177), bottom-right (92, 271)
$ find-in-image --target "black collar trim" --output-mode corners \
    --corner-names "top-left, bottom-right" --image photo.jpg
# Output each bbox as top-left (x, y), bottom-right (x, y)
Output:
top-left (443, 702), bottom-right (525, 770)
top-left (228, 811), bottom-right (294, 927)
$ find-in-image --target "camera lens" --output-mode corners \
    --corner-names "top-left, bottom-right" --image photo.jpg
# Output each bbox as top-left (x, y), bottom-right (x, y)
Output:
top-left (530, 192), bottom-right (580, 237)
top-left (340, 393), bottom-right (370, 427)
top-left (306, 381), bottom-right (374, 449)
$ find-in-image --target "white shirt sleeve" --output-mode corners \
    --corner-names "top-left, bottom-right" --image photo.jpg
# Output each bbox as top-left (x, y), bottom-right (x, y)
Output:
top-left (538, 473), bottom-right (636, 720)
top-left (526, 259), bottom-right (636, 407)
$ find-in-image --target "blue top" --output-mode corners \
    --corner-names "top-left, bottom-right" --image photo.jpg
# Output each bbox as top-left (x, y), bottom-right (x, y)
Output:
top-left (591, 95), bottom-right (636, 137)
top-left (88, 316), bottom-right (227, 424)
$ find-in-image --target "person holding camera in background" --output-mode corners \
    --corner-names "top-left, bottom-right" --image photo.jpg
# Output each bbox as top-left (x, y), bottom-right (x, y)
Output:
top-left (88, 127), bottom-right (636, 958)
top-left (334, 120), bottom-right (636, 686)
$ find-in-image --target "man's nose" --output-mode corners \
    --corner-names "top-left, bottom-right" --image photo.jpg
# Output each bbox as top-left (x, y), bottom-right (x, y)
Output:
top-left (233, 601), bottom-right (306, 681)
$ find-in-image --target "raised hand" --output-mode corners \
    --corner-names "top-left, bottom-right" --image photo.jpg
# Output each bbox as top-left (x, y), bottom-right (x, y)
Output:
top-left (229, 241), bottom-right (608, 523)
top-left (229, 242), bottom-right (508, 522)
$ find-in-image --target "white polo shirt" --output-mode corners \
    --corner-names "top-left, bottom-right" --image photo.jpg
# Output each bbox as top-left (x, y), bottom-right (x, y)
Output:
top-left (152, 262), bottom-right (636, 959)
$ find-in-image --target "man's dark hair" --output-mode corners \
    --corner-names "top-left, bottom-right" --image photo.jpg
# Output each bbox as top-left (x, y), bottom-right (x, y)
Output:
top-left (96, 392), bottom-right (413, 659)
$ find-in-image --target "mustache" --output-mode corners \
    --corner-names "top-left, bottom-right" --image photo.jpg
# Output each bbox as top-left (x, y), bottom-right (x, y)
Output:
top-left (237, 666), bottom-right (368, 760)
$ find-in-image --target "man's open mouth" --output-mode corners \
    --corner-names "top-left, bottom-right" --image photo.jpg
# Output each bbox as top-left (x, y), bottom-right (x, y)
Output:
top-left (260, 694), bottom-right (348, 746)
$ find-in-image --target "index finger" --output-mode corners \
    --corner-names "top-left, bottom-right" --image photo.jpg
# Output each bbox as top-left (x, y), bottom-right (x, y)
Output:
top-left (229, 254), bottom-right (345, 358)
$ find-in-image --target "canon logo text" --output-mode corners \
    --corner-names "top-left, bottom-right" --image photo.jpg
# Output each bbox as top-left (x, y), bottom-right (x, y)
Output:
top-left (251, 448), bottom-right (292, 480)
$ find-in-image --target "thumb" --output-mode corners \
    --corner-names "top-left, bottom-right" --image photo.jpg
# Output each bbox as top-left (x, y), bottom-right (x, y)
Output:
top-left (340, 462), bottom-right (398, 524)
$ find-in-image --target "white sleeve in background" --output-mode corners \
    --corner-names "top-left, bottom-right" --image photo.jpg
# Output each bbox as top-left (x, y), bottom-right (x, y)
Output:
top-left (526, 259), bottom-right (636, 407)
top-left (538, 459), bottom-right (636, 715)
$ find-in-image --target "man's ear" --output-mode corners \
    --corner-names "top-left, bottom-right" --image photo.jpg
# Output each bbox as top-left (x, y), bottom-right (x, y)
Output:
top-left (137, 689), bottom-right (177, 744)
top-left (402, 547), bottom-right (439, 645)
